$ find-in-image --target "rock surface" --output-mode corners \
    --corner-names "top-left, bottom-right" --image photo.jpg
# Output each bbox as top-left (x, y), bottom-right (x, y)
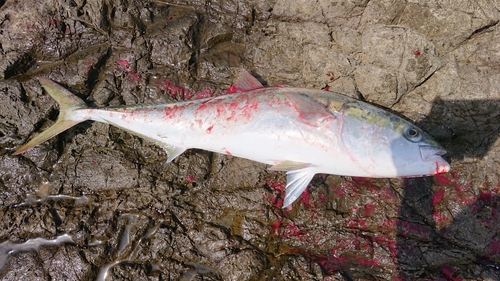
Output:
top-left (1, 0), bottom-right (500, 280)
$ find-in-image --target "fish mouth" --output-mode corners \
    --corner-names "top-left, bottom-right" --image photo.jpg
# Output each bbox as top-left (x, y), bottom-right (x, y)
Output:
top-left (419, 145), bottom-right (447, 161)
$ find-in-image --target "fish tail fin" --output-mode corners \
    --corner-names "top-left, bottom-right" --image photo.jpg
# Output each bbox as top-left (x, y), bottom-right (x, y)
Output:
top-left (13, 78), bottom-right (89, 155)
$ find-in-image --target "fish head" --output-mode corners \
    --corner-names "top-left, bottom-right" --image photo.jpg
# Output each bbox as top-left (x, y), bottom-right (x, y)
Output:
top-left (339, 101), bottom-right (450, 178)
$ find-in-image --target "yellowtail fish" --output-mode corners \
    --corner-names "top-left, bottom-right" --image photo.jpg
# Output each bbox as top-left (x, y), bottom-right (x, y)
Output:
top-left (13, 70), bottom-right (450, 207)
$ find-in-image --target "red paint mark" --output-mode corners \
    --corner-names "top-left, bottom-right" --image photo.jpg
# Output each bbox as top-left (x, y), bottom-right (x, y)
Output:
top-left (186, 174), bottom-right (195, 182)
top-left (479, 190), bottom-right (493, 203)
top-left (432, 187), bottom-right (445, 207)
top-left (414, 50), bottom-right (421, 57)
top-left (222, 148), bottom-right (232, 156)
top-left (331, 184), bottom-right (346, 196)
top-left (440, 266), bottom-right (462, 281)
top-left (288, 249), bottom-right (378, 274)
top-left (193, 88), bottom-right (213, 99)
top-left (161, 80), bottom-right (213, 101)
top-left (282, 222), bottom-right (305, 238)
top-left (433, 211), bottom-right (452, 223)
top-left (91, 161), bottom-right (97, 165)
top-left (345, 219), bottom-right (367, 229)
top-left (372, 235), bottom-right (398, 257)
top-left (206, 125), bottom-right (214, 134)
top-left (65, 27), bottom-right (71, 34)
top-left (82, 61), bottom-right (94, 75)
top-left (117, 59), bottom-right (130, 68)
top-left (226, 85), bottom-right (240, 94)
top-left (263, 178), bottom-right (286, 209)
top-left (399, 221), bottom-right (431, 237)
top-left (322, 84), bottom-right (330, 91)
top-left (298, 189), bottom-right (317, 211)
top-left (487, 239), bottom-right (500, 257)
top-left (167, 15), bottom-right (173, 20)
top-left (382, 219), bottom-right (396, 229)
top-left (270, 218), bottom-right (281, 235)
top-left (434, 174), bottom-right (451, 185)
top-left (269, 180), bottom-right (285, 192)
top-left (164, 105), bottom-right (179, 118)
top-left (363, 204), bottom-right (376, 217)
top-left (129, 71), bottom-right (140, 83)
top-left (326, 71), bottom-right (335, 81)
top-left (49, 19), bottom-right (57, 27)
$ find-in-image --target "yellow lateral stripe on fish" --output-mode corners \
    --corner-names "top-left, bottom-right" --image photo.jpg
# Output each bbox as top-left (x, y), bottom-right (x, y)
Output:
top-left (13, 70), bottom-right (450, 207)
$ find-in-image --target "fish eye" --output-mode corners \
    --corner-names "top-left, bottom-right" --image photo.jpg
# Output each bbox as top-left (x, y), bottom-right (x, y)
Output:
top-left (405, 127), bottom-right (422, 142)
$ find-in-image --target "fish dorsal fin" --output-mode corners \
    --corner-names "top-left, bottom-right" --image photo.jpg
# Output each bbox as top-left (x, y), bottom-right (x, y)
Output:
top-left (269, 160), bottom-right (312, 171)
top-left (226, 69), bottom-right (264, 94)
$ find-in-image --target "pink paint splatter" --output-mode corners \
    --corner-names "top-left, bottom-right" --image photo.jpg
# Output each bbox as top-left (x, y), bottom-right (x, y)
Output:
top-left (487, 239), bottom-right (500, 257)
top-left (270, 218), bottom-right (282, 235)
top-left (164, 106), bottom-right (178, 118)
top-left (399, 221), bottom-right (431, 237)
top-left (345, 219), bottom-right (367, 229)
top-left (331, 184), bottom-right (346, 196)
top-left (363, 204), bottom-right (376, 217)
top-left (206, 125), bottom-right (214, 134)
top-left (186, 174), bottom-right (195, 182)
top-left (194, 88), bottom-right (213, 99)
top-left (288, 248), bottom-right (378, 274)
top-left (129, 71), bottom-right (140, 83)
top-left (222, 148), bottom-right (232, 156)
top-left (432, 187), bottom-right (445, 207)
top-left (434, 174), bottom-right (451, 185)
top-left (414, 50), bottom-right (421, 58)
top-left (432, 211), bottom-right (452, 223)
top-left (117, 59), bottom-right (130, 68)
top-left (479, 190), bottom-right (493, 204)
top-left (322, 85), bottom-right (330, 91)
top-left (326, 71), bottom-right (335, 81)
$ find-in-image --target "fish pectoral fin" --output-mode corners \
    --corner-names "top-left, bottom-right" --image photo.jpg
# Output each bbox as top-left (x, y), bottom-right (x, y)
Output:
top-left (269, 160), bottom-right (312, 171)
top-left (161, 144), bottom-right (186, 163)
top-left (283, 167), bottom-right (316, 208)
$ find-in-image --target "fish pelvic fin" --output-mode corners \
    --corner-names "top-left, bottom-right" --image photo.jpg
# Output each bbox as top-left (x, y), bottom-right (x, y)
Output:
top-left (283, 167), bottom-right (316, 208)
top-left (13, 78), bottom-right (89, 155)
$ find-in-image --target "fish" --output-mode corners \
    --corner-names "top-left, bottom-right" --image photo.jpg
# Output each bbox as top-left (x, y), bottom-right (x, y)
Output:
top-left (13, 70), bottom-right (450, 207)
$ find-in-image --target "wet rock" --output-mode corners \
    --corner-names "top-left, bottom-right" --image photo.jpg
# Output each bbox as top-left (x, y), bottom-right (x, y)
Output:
top-left (1, 0), bottom-right (500, 280)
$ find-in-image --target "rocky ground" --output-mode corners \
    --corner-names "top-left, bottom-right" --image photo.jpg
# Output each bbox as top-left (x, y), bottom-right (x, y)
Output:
top-left (1, 0), bottom-right (500, 280)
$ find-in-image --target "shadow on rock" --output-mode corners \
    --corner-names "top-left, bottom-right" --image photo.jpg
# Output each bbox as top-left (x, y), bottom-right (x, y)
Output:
top-left (397, 99), bottom-right (500, 280)
top-left (421, 98), bottom-right (500, 160)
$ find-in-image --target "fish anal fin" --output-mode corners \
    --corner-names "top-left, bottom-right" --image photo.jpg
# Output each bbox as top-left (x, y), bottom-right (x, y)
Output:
top-left (226, 69), bottom-right (264, 94)
top-left (161, 144), bottom-right (186, 163)
top-left (269, 160), bottom-right (312, 171)
top-left (101, 118), bottom-right (186, 163)
top-left (283, 167), bottom-right (316, 208)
